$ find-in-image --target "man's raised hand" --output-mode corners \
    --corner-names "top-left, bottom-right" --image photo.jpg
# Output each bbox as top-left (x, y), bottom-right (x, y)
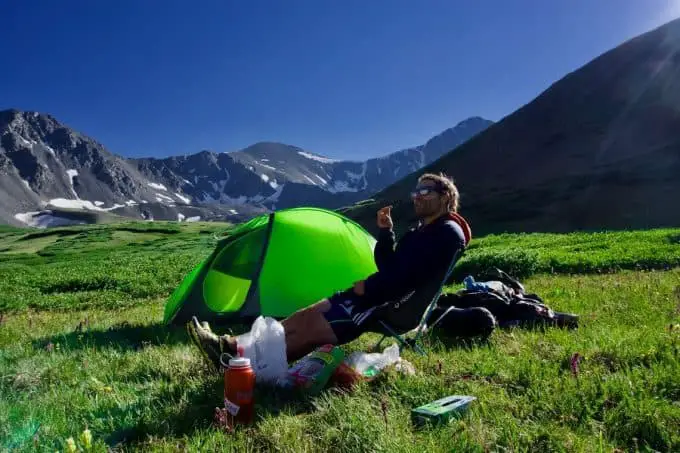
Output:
top-left (377, 205), bottom-right (393, 229)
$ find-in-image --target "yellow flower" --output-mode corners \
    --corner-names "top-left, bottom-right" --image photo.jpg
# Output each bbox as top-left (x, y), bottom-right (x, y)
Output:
top-left (65, 437), bottom-right (77, 453)
top-left (80, 428), bottom-right (92, 449)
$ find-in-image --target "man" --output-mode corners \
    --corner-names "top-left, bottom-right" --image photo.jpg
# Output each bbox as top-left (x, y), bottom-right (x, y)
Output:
top-left (188, 172), bottom-right (470, 369)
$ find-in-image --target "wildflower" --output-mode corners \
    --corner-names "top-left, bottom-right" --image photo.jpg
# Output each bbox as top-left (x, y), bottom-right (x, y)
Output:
top-left (65, 437), bottom-right (76, 453)
top-left (570, 352), bottom-right (582, 377)
top-left (80, 428), bottom-right (92, 449)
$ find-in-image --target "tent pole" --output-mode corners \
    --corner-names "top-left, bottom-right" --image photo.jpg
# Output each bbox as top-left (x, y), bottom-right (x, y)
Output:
top-left (240, 212), bottom-right (276, 317)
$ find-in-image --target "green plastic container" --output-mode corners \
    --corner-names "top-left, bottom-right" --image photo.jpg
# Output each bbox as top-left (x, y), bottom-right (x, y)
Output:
top-left (285, 344), bottom-right (345, 394)
top-left (411, 395), bottom-right (476, 427)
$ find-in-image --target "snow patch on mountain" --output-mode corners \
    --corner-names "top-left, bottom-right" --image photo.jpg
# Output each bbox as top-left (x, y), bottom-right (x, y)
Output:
top-left (298, 151), bottom-right (338, 164)
top-left (345, 162), bottom-right (368, 190)
top-left (147, 182), bottom-right (168, 191)
top-left (303, 174), bottom-right (318, 185)
top-left (155, 193), bottom-right (174, 204)
top-left (17, 136), bottom-right (34, 148)
top-left (346, 162), bottom-right (367, 180)
top-left (66, 169), bottom-right (79, 198)
top-left (328, 180), bottom-right (359, 193)
top-left (14, 211), bottom-right (42, 226)
top-left (14, 211), bottom-right (88, 228)
top-left (47, 198), bottom-right (125, 212)
top-left (175, 193), bottom-right (191, 204)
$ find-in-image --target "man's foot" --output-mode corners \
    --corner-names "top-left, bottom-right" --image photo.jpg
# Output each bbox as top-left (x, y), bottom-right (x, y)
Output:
top-left (187, 316), bottom-right (236, 370)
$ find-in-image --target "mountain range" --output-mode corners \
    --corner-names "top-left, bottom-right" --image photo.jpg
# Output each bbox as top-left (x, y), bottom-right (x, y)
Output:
top-left (343, 17), bottom-right (680, 237)
top-left (0, 109), bottom-right (492, 227)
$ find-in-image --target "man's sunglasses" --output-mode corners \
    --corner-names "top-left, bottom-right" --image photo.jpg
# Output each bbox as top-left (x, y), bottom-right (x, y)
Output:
top-left (410, 185), bottom-right (444, 198)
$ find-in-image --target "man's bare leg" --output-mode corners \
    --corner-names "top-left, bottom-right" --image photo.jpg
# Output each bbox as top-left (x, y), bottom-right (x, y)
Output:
top-left (280, 299), bottom-right (338, 361)
top-left (188, 299), bottom-right (339, 368)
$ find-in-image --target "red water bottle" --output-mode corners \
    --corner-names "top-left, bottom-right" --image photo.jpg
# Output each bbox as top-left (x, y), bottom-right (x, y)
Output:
top-left (223, 356), bottom-right (256, 427)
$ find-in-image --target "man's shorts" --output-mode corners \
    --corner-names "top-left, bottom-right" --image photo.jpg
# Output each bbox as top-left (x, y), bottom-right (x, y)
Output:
top-left (323, 290), bottom-right (378, 344)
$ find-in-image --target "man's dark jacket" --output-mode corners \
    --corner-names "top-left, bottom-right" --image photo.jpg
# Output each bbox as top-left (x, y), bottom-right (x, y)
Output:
top-left (354, 213), bottom-right (468, 312)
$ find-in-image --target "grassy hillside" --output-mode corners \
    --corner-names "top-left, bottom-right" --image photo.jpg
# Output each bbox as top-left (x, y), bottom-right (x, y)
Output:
top-left (1, 224), bottom-right (679, 451)
top-left (0, 221), bottom-right (231, 313)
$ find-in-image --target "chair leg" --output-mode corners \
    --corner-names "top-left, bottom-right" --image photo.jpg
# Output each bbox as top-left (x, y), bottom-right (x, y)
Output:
top-left (374, 334), bottom-right (387, 350)
top-left (376, 321), bottom-right (411, 351)
top-left (392, 333), bottom-right (411, 350)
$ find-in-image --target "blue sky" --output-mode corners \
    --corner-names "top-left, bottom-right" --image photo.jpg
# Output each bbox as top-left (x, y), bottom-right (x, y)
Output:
top-left (3, 0), bottom-right (680, 160)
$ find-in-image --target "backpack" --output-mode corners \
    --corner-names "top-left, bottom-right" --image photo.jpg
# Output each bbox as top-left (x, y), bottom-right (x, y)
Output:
top-left (435, 268), bottom-right (562, 328)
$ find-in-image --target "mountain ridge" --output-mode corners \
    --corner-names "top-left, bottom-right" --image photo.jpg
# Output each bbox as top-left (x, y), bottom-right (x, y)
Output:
top-left (0, 109), bottom-right (492, 227)
top-left (342, 17), bottom-right (680, 237)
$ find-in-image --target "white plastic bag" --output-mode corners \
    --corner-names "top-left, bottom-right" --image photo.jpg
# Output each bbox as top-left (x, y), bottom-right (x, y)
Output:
top-left (235, 316), bottom-right (288, 386)
top-left (394, 358), bottom-right (416, 375)
top-left (344, 343), bottom-right (400, 378)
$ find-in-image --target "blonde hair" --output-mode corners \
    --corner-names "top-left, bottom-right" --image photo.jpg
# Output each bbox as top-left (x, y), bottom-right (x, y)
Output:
top-left (418, 172), bottom-right (459, 212)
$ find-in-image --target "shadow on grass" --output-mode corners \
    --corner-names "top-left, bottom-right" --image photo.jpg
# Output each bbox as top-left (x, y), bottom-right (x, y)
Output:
top-left (102, 378), bottom-right (225, 447)
top-left (32, 321), bottom-right (190, 352)
top-left (105, 374), bottom-right (324, 449)
top-left (421, 330), bottom-right (495, 353)
top-left (30, 315), bottom-right (261, 353)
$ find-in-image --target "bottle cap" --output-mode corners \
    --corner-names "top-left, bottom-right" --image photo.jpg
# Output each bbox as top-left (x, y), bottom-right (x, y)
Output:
top-left (229, 357), bottom-right (251, 368)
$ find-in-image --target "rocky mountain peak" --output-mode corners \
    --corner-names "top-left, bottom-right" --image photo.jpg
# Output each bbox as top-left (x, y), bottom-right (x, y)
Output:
top-left (1, 108), bottom-right (492, 227)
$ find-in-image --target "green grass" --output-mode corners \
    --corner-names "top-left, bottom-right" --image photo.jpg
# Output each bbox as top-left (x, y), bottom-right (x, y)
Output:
top-left (452, 228), bottom-right (680, 280)
top-left (1, 223), bottom-right (679, 452)
top-left (0, 222), bottom-right (230, 313)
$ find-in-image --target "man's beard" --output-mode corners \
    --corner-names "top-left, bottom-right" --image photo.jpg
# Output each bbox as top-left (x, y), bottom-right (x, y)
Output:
top-left (414, 200), bottom-right (439, 218)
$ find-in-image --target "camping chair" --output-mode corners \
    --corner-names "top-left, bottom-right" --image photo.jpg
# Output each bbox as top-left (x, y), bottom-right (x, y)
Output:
top-left (373, 247), bottom-right (464, 355)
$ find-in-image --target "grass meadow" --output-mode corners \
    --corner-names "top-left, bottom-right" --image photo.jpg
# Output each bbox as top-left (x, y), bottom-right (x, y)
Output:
top-left (1, 222), bottom-right (679, 452)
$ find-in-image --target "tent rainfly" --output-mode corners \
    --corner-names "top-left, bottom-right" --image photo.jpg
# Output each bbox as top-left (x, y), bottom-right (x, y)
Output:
top-left (164, 207), bottom-right (378, 325)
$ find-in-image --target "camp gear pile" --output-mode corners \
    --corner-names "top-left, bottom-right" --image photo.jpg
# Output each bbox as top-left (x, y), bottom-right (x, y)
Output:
top-left (430, 268), bottom-right (579, 339)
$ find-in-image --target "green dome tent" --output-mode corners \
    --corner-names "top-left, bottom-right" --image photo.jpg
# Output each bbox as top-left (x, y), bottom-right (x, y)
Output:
top-left (164, 207), bottom-right (378, 325)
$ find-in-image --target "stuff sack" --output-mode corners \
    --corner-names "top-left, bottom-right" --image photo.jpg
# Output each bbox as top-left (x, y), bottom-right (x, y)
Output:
top-left (428, 306), bottom-right (497, 339)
